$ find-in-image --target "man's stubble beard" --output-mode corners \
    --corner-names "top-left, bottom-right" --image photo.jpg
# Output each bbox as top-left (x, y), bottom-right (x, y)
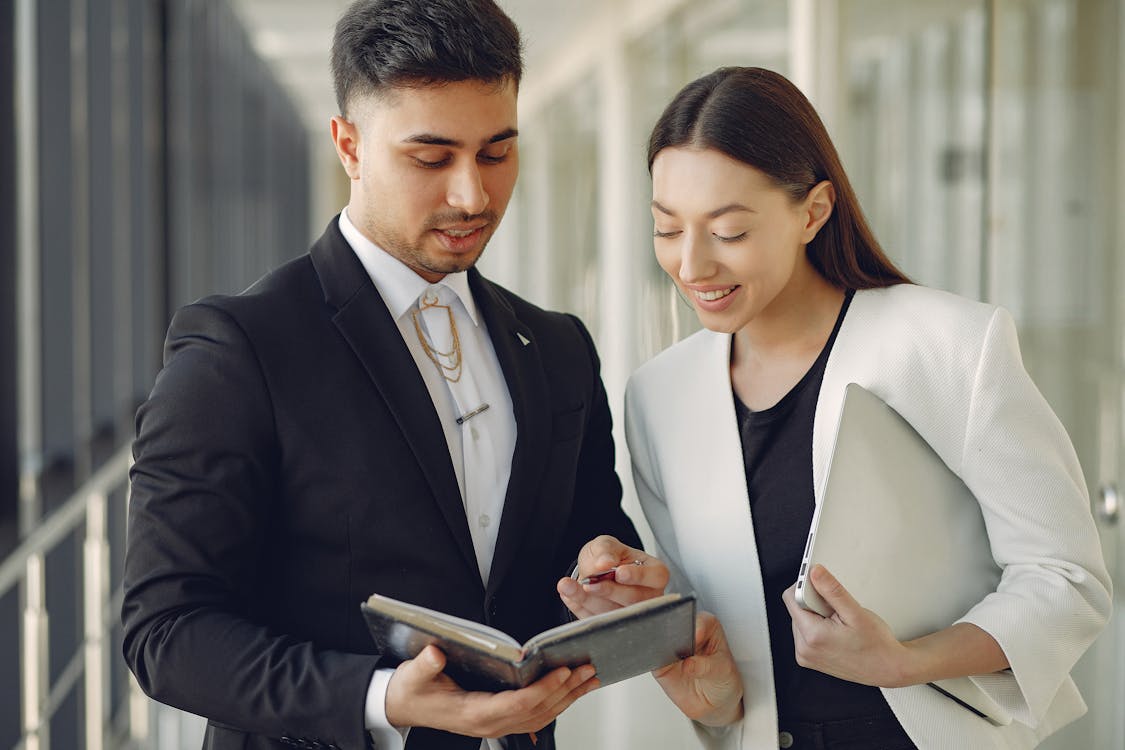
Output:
top-left (369, 211), bottom-right (499, 278)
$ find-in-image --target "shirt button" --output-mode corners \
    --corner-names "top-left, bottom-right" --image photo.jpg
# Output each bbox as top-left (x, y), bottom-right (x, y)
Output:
top-left (470, 426), bottom-right (480, 440)
top-left (479, 514), bottom-right (491, 528)
top-left (778, 730), bottom-right (794, 748)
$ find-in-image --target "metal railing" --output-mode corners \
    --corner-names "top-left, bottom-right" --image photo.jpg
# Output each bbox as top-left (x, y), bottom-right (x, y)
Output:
top-left (1, 444), bottom-right (145, 750)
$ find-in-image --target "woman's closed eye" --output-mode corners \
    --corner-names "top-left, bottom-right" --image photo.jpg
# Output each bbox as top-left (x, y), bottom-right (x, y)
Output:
top-left (713, 231), bottom-right (747, 243)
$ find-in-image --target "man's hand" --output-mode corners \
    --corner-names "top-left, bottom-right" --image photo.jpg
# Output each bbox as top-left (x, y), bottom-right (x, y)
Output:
top-left (653, 611), bottom-right (744, 727)
top-left (384, 645), bottom-right (599, 737)
top-left (556, 535), bottom-right (670, 618)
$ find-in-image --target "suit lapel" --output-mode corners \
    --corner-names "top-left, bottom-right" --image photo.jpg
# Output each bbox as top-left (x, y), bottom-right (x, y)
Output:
top-left (468, 271), bottom-right (551, 595)
top-left (310, 220), bottom-right (479, 577)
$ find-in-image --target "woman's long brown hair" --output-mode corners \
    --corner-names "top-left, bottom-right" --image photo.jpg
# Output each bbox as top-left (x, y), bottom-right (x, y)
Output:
top-left (648, 67), bottom-right (910, 289)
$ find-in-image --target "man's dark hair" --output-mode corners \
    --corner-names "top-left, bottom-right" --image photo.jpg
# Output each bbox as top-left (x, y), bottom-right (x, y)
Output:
top-left (331, 0), bottom-right (523, 116)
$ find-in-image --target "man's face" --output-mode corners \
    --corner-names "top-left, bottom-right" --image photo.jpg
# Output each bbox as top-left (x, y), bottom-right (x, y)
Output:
top-left (334, 79), bottom-right (519, 282)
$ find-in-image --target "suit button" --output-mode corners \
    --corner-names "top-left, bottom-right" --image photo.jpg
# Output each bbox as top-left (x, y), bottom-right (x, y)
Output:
top-left (779, 730), bottom-right (794, 748)
top-left (487, 597), bottom-right (499, 618)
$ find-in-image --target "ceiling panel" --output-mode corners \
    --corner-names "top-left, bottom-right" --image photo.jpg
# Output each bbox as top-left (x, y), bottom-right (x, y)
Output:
top-left (228, 0), bottom-right (599, 130)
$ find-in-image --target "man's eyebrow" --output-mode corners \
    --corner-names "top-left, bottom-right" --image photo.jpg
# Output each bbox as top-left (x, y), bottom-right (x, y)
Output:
top-left (488, 128), bottom-right (518, 144)
top-left (651, 200), bottom-right (675, 216)
top-left (403, 133), bottom-right (458, 146)
top-left (401, 128), bottom-right (519, 148)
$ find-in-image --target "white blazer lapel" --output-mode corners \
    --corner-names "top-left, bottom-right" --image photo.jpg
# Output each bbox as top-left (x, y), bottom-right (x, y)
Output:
top-left (814, 297), bottom-right (863, 503)
top-left (643, 330), bottom-right (778, 745)
top-left (658, 330), bottom-right (760, 633)
top-left (813, 289), bottom-right (895, 503)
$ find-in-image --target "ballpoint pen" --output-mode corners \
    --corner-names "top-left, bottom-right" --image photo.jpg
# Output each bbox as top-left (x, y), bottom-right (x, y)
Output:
top-left (578, 559), bottom-right (644, 585)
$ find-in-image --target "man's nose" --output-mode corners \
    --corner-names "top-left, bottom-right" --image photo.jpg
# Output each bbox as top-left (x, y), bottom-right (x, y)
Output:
top-left (446, 162), bottom-right (489, 216)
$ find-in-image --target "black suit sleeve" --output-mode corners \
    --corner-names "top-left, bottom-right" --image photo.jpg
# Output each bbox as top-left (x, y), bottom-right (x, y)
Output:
top-left (553, 314), bottom-right (643, 573)
top-left (122, 301), bottom-right (378, 749)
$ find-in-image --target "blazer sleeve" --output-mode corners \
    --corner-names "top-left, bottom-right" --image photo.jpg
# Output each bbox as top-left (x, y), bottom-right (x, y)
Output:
top-left (954, 306), bottom-right (1112, 726)
top-left (122, 301), bottom-right (379, 749)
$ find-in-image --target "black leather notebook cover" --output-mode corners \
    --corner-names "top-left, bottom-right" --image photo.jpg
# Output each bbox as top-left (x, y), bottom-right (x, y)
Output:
top-left (361, 592), bottom-right (696, 691)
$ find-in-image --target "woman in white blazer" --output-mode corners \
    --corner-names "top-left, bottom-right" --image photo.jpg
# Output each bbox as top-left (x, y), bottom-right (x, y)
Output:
top-left (597, 67), bottom-right (1110, 749)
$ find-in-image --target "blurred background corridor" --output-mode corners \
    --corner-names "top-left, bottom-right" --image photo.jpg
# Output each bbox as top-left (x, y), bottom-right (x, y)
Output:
top-left (1, 0), bottom-right (1123, 747)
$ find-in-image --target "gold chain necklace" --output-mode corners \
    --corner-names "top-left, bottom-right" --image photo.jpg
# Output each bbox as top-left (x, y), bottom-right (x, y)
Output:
top-left (411, 295), bottom-right (463, 383)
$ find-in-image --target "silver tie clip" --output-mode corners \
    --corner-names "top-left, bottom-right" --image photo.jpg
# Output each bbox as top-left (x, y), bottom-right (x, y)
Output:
top-left (456, 403), bottom-right (490, 425)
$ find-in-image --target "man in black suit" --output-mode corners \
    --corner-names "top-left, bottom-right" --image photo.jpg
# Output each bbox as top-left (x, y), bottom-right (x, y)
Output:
top-left (121, 1), bottom-right (659, 748)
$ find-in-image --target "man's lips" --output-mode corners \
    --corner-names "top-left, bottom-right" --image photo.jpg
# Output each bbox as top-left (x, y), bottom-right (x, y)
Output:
top-left (435, 224), bottom-right (487, 238)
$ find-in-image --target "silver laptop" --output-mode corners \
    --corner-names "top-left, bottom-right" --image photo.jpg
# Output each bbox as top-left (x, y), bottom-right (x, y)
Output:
top-left (794, 383), bottom-right (1010, 725)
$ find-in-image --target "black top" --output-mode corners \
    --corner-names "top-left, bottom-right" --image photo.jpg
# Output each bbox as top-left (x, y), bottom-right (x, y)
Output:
top-left (733, 290), bottom-right (901, 723)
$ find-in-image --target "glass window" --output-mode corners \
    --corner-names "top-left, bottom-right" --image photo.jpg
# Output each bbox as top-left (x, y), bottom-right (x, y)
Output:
top-left (984, 5), bottom-right (1123, 743)
top-left (836, 0), bottom-right (987, 298)
top-left (0, 0), bottom-right (16, 555)
top-left (540, 78), bottom-right (602, 333)
top-left (629, 0), bottom-right (791, 363)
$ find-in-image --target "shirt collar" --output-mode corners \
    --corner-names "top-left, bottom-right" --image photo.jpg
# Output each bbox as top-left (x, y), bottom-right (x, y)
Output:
top-left (338, 207), bottom-right (480, 326)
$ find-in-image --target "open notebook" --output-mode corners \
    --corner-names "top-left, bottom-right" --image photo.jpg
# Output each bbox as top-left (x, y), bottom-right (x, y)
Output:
top-left (362, 591), bottom-right (695, 692)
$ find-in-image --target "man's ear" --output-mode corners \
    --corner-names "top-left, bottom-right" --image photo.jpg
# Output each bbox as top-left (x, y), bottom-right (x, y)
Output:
top-left (330, 115), bottom-right (361, 180)
top-left (800, 180), bottom-right (835, 244)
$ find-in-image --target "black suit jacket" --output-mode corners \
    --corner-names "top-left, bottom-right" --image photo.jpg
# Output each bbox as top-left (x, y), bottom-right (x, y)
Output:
top-left (122, 219), bottom-right (641, 750)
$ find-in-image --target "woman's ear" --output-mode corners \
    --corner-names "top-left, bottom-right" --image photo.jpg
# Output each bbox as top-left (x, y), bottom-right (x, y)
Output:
top-left (801, 180), bottom-right (836, 244)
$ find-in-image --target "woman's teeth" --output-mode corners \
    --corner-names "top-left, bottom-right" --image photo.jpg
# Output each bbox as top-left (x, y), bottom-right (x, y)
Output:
top-left (694, 287), bottom-right (735, 302)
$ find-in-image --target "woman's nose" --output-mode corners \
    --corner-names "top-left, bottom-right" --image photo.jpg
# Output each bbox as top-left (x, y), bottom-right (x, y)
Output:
top-left (677, 232), bottom-right (714, 283)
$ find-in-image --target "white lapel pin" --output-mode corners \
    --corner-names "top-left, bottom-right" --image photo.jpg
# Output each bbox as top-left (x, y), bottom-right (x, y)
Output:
top-left (516, 332), bottom-right (531, 347)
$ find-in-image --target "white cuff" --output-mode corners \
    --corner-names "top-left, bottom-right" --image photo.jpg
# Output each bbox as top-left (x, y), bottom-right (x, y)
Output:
top-left (365, 668), bottom-right (410, 749)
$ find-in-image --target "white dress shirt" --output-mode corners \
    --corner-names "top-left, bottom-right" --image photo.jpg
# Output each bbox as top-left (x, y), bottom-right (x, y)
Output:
top-left (339, 209), bottom-right (516, 750)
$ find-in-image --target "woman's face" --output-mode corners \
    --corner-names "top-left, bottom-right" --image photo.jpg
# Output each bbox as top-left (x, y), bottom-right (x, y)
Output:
top-left (650, 146), bottom-right (828, 334)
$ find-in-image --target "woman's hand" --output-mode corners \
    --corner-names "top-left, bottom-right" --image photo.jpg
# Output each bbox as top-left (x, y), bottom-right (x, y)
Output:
top-left (557, 535), bottom-right (669, 618)
top-left (782, 565), bottom-right (912, 687)
top-left (653, 611), bottom-right (744, 727)
top-left (783, 565), bottom-right (1011, 688)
